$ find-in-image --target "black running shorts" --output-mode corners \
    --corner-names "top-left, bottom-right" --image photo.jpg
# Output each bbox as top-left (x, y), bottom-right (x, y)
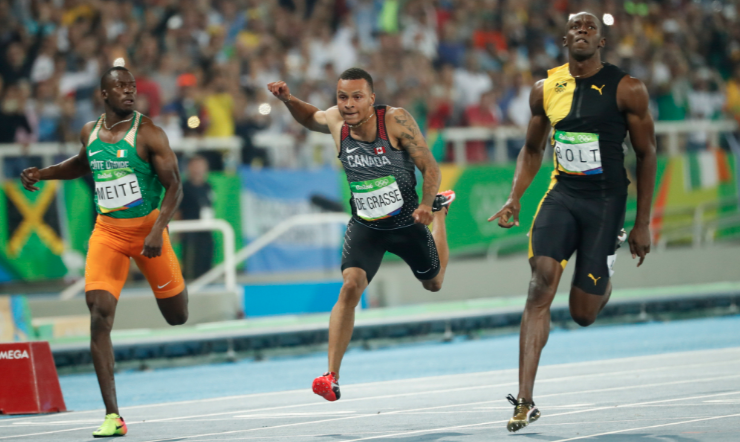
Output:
top-left (529, 186), bottom-right (626, 295)
top-left (341, 219), bottom-right (440, 283)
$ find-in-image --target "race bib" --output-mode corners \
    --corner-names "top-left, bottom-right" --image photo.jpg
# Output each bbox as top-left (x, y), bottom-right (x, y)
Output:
top-left (554, 131), bottom-right (602, 175)
top-left (95, 167), bottom-right (143, 213)
top-left (350, 175), bottom-right (404, 221)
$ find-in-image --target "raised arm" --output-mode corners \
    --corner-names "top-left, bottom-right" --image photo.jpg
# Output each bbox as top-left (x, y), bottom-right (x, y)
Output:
top-left (386, 107), bottom-right (440, 225)
top-left (267, 81), bottom-right (331, 134)
top-left (140, 121), bottom-right (183, 258)
top-left (617, 76), bottom-right (657, 267)
top-left (20, 122), bottom-right (94, 192)
top-left (489, 80), bottom-right (551, 227)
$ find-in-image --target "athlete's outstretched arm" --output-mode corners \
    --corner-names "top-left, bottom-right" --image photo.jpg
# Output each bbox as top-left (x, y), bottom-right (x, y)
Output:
top-left (141, 122), bottom-right (183, 258)
top-left (489, 80), bottom-right (551, 228)
top-left (267, 81), bottom-right (331, 134)
top-left (20, 123), bottom-right (94, 191)
top-left (618, 76), bottom-right (656, 267)
top-left (386, 107), bottom-right (440, 225)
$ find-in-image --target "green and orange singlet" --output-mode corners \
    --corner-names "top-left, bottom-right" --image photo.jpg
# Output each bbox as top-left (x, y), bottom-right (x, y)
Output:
top-left (86, 111), bottom-right (163, 218)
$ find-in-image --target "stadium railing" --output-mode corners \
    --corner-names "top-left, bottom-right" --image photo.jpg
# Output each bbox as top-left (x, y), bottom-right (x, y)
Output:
top-left (252, 120), bottom-right (738, 166)
top-left (0, 136), bottom-right (242, 180)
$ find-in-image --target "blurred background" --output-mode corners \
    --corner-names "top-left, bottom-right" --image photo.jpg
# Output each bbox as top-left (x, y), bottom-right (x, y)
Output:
top-left (0, 0), bottom-right (738, 365)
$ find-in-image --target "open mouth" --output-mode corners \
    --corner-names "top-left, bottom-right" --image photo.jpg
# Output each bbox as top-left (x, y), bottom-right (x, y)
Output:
top-left (575, 38), bottom-right (587, 44)
top-left (123, 99), bottom-right (134, 105)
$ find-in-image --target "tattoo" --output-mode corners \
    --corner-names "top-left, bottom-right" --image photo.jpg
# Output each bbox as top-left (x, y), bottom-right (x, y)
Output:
top-left (393, 109), bottom-right (439, 207)
top-left (394, 110), bottom-right (424, 154)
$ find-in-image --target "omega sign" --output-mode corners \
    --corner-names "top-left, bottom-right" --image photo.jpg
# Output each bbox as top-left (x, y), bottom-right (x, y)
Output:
top-left (0, 349), bottom-right (30, 360)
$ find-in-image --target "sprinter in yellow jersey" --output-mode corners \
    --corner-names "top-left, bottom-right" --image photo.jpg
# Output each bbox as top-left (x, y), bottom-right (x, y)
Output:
top-left (20, 66), bottom-right (188, 437)
top-left (488, 12), bottom-right (657, 432)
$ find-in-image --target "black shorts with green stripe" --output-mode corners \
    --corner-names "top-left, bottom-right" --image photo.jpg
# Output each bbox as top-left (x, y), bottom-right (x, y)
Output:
top-left (529, 185), bottom-right (626, 295)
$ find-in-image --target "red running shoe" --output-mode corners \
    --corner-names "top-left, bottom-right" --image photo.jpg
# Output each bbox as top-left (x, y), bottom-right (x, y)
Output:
top-left (432, 190), bottom-right (456, 214)
top-left (313, 372), bottom-right (341, 401)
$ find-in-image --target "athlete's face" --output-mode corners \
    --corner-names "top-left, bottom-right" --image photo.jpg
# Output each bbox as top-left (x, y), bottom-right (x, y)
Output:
top-left (564, 13), bottom-right (605, 60)
top-left (336, 79), bottom-right (375, 125)
top-left (102, 70), bottom-right (137, 114)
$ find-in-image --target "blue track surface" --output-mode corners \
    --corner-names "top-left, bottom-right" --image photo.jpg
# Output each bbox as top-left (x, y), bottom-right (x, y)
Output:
top-left (57, 315), bottom-right (740, 413)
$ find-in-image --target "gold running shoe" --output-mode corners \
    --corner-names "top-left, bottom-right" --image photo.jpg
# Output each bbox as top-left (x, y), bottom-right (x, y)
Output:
top-left (506, 394), bottom-right (541, 432)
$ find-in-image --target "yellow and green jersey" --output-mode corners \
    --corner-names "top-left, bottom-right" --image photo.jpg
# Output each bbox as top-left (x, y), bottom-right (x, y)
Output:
top-left (86, 111), bottom-right (163, 218)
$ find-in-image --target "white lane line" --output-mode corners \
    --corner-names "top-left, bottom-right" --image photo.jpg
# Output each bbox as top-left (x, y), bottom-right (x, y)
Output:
top-left (140, 387), bottom-right (740, 442)
top-left (3, 346), bottom-right (738, 429)
top-left (141, 400), bottom-right (499, 442)
top-left (6, 345), bottom-right (737, 425)
top-left (346, 390), bottom-right (740, 441)
top-left (0, 426), bottom-right (98, 440)
top-left (551, 413), bottom-right (740, 442)
top-left (113, 359), bottom-right (740, 425)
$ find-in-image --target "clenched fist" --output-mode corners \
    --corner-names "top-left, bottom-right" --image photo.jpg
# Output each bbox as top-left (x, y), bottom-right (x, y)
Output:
top-left (267, 81), bottom-right (292, 103)
top-left (21, 167), bottom-right (41, 192)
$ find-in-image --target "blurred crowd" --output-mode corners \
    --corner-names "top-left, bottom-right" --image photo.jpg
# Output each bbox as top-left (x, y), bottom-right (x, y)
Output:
top-left (1, 0), bottom-right (740, 169)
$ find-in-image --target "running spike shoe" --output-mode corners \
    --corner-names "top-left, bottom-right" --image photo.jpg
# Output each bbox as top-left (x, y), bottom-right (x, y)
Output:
top-left (432, 190), bottom-right (456, 213)
top-left (506, 394), bottom-right (540, 433)
top-left (313, 372), bottom-right (341, 401)
top-left (93, 413), bottom-right (127, 438)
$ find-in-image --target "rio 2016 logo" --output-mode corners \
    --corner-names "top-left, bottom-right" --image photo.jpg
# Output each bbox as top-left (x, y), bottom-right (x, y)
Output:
top-left (374, 179), bottom-right (389, 187)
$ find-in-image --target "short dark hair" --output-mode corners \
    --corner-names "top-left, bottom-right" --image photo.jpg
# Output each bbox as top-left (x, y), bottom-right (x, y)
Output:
top-left (339, 68), bottom-right (374, 92)
top-left (100, 66), bottom-right (132, 90)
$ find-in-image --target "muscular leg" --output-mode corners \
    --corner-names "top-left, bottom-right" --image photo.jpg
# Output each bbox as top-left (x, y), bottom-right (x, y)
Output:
top-left (328, 268), bottom-right (369, 378)
top-left (518, 256), bottom-right (564, 402)
top-left (422, 210), bottom-right (449, 292)
top-left (86, 290), bottom-right (119, 415)
top-left (156, 288), bottom-right (189, 325)
top-left (569, 281), bottom-right (612, 327)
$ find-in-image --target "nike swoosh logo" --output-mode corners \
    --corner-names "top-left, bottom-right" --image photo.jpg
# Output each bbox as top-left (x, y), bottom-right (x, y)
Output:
top-left (157, 281), bottom-right (171, 289)
top-left (90, 150), bottom-right (103, 156)
top-left (416, 268), bottom-right (432, 274)
top-left (115, 425), bottom-right (123, 430)
top-left (346, 146), bottom-right (361, 153)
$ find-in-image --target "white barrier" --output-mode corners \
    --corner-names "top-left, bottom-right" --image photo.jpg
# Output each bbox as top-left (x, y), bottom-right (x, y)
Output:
top-left (0, 136), bottom-right (242, 180)
top-left (249, 120), bottom-right (739, 167)
top-left (58, 218), bottom-right (237, 300)
top-left (188, 212), bottom-right (351, 294)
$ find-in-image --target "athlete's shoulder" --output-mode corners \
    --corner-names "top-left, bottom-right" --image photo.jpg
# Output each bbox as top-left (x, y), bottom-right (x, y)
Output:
top-left (80, 119), bottom-right (99, 146)
top-left (324, 106), bottom-right (343, 123)
top-left (616, 75), bottom-right (649, 113)
top-left (137, 114), bottom-right (167, 137)
top-left (546, 63), bottom-right (570, 78)
top-left (136, 114), bottom-right (171, 147)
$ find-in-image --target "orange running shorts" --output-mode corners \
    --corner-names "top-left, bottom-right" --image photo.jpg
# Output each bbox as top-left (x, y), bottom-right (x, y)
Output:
top-left (85, 209), bottom-right (185, 299)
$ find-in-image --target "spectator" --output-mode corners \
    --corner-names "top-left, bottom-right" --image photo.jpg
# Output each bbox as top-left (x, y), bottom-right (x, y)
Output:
top-left (463, 90), bottom-right (501, 162)
top-left (203, 70), bottom-right (235, 138)
top-left (165, 73), bottom-right (208, 138)
top-left (179, 155), bottom-right (215, 280)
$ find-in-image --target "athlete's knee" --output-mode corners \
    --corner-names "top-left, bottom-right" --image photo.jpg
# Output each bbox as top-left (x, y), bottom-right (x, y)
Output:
top-left (527, 272), bottom-right (558, 307)
top-left (570, 310), bottom-right (596, 327)
top-left (165, 310), bottom-right (188, 326)
top-left (339, 277), bottom-right (365, 306)
top-left (86, 291), bottom-right (116, 334)
top-left (422, 279), bottom-right (442, 292)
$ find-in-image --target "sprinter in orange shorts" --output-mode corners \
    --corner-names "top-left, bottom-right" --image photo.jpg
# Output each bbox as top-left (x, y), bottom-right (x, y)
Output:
top-left (20, 66), bottom-right (188, 438)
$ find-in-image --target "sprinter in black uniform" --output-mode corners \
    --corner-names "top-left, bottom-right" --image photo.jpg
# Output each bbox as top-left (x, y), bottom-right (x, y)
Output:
top-left (268, 68), bottom-right (455, 402)
top-left (489, 12), bottom-right (657, 432)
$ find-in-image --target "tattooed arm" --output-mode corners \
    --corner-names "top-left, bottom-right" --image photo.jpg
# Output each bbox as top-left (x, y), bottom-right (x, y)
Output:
top-left (386, 106), bottom-right (441, 225)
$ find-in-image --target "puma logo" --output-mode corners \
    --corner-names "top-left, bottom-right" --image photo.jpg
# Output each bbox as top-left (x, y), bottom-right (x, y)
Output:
top-left (588, 274), bottom-right (601, 285)
top-left (591, 84), bottom-right (605, 95)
